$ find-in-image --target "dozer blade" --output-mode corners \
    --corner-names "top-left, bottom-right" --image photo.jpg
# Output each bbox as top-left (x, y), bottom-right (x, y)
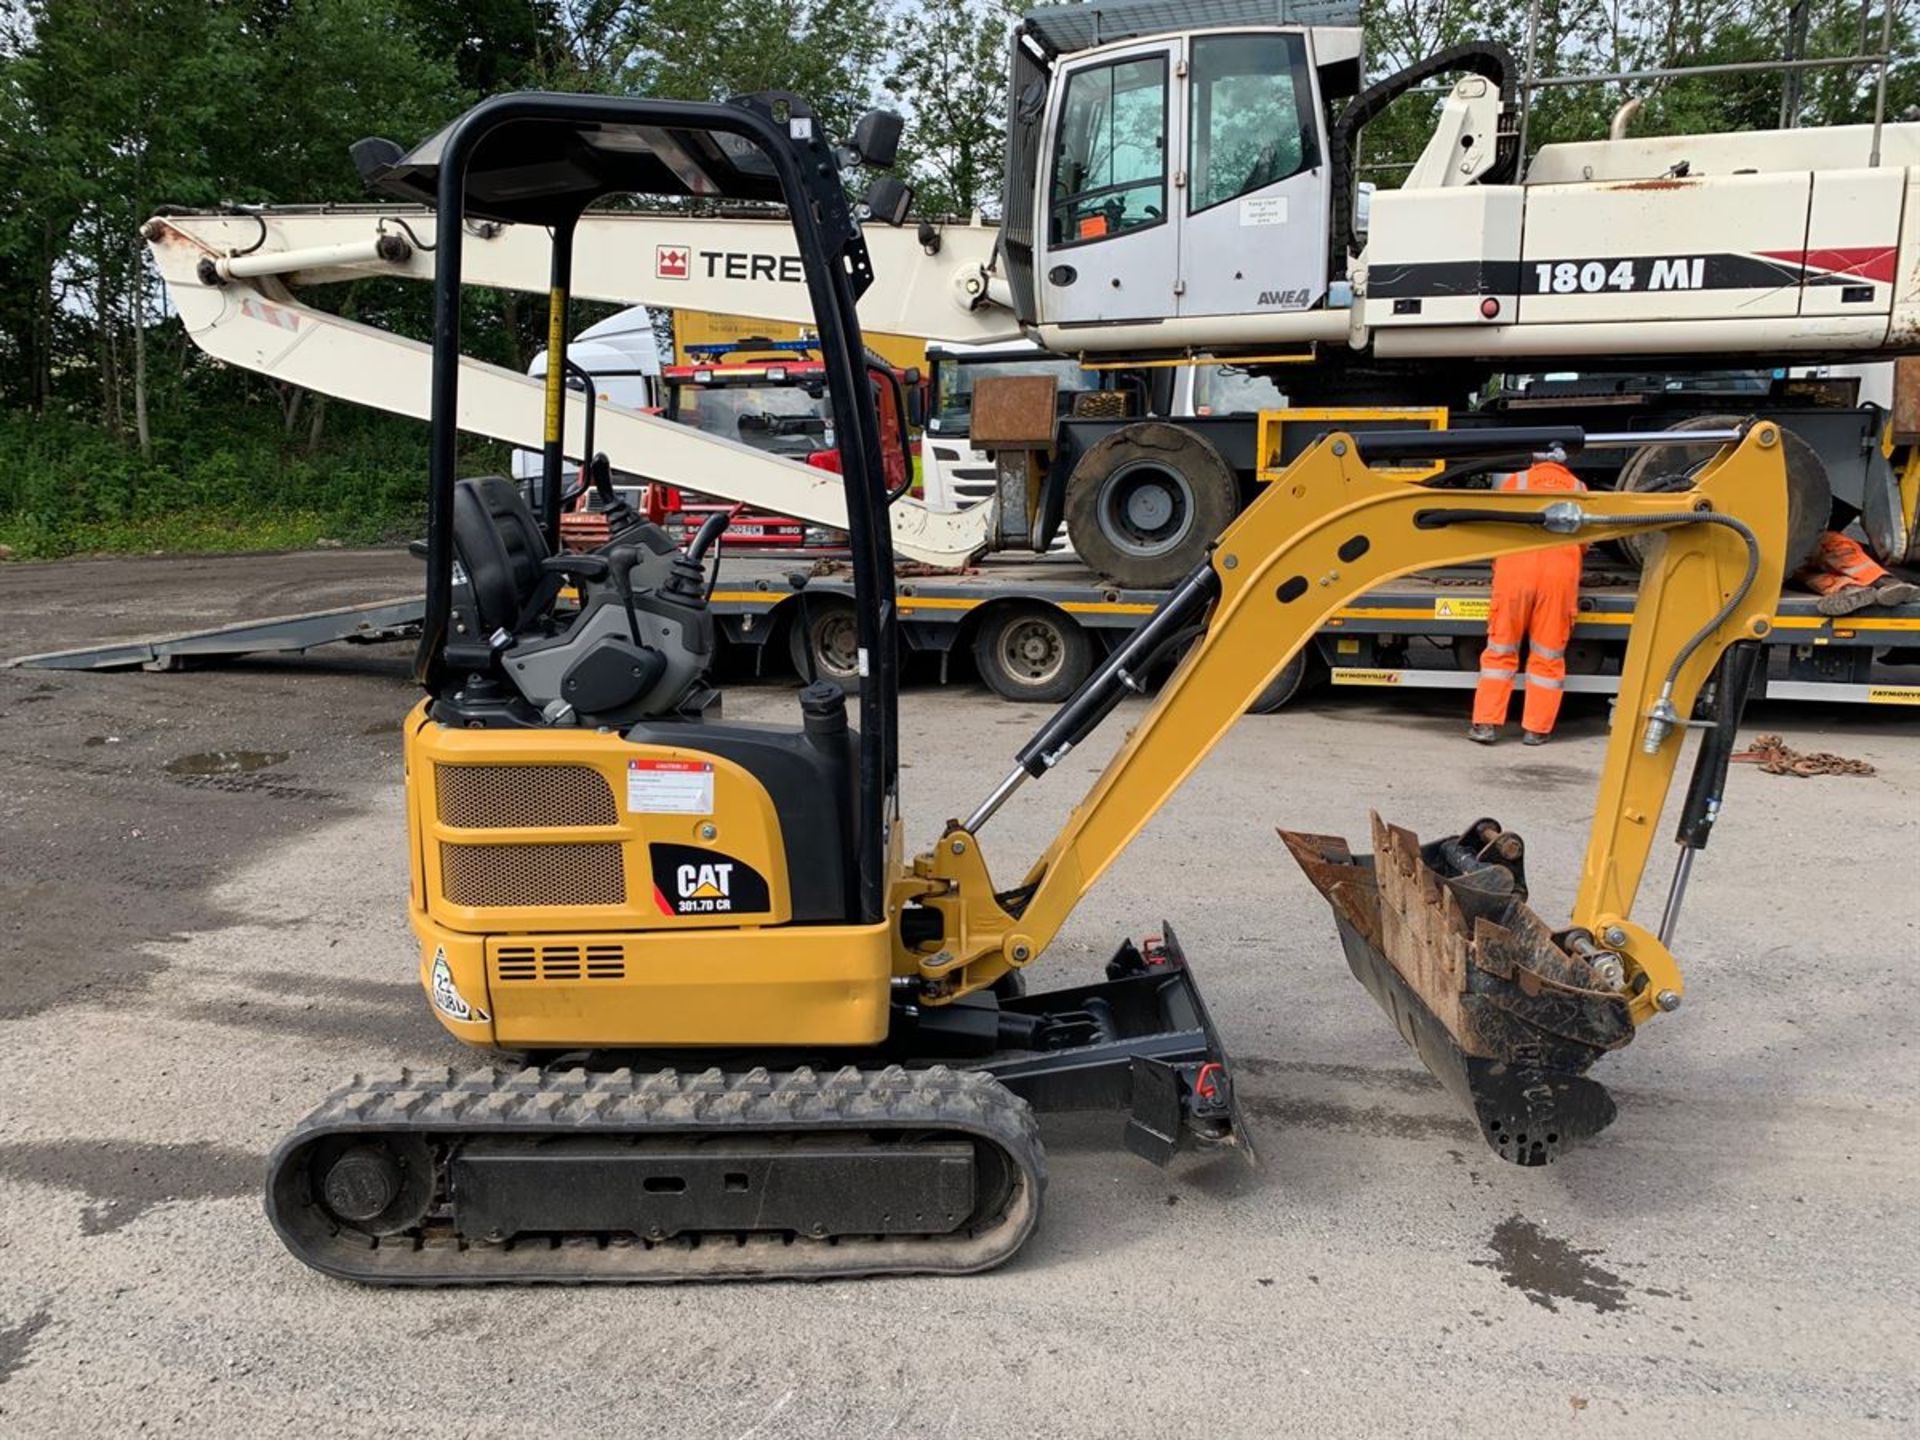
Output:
top-left (1280, 814), bottom-right (1635, 1166)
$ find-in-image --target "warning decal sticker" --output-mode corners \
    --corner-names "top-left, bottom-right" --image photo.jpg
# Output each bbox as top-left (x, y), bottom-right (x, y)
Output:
top-left (627, 759), bottom-right (715, 814)
top-left (1434, 597), bottom-right (1491, 621)
top-left (430, 948), bottom-right (489, 1024)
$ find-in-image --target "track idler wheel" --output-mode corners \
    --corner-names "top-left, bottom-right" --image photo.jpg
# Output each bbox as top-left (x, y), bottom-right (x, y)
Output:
top-left (1280, 815), bottom-right (1636, 1165)
top-left (309, 1135), bottom-right (434, 1236)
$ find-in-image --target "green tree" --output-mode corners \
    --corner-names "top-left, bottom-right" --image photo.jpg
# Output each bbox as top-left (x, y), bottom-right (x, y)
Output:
top-left (885, 0), bottom-right (1015, 217)
top-left (626, 0), bottom-right (888, 138)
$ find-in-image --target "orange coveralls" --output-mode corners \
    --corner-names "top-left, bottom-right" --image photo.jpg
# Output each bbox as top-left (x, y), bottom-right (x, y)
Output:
top-left (1794, 530), bottom-right (1890, 596)
top-left (1471, 461), bottom-right (1586, 735)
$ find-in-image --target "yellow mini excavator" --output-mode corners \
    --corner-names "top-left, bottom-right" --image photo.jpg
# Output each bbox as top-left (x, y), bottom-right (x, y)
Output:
top-left (262, 91), bottom-right (1788, 1284)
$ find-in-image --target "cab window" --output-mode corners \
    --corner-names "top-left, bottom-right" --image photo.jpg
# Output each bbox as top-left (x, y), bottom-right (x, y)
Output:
top-left (1189, 33), bottom-right (1317, 215)
top-left (1049, 55), bottom-right (1168, 247)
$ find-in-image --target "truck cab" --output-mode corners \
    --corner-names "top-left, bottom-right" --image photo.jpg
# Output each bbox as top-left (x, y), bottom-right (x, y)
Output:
top-left (650, 339), bottom-right (918, 550)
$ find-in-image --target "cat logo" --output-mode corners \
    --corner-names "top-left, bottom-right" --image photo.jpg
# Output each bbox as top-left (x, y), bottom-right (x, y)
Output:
top-left (649, 844), bottom-right (771, 917)
top-left (678, 862), bottom-right (733, 902)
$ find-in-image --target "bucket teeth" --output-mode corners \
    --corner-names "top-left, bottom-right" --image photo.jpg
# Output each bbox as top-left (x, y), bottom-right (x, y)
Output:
top-left (1280, 815), bottom-right (1635, 1166)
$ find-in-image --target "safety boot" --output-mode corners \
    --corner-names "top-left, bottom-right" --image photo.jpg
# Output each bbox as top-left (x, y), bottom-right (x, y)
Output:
top-left (1522, 730), bottom-right (1548, 746)
top-left (1814, 585), bottom-right (1880, 617)
top-left (1466, 724), bottom-right (1499, 744)
top-left (1872, 578), bottom-right (1920, 607)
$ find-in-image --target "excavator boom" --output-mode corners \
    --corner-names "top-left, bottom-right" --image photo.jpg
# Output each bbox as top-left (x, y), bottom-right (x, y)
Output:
top-left (907, 422), bottom-right (1789, 1163)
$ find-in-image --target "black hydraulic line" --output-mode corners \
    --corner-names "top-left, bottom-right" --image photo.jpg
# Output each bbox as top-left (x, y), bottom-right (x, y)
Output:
top-left (1405, 497), bottom-right (1763, 719)
top-left (1659, 639), bottom-right (1763, 944)
top-left (1414, 506), bottom-right (1553, 529)
top-left (386, 214), bottom-right (436, 252)
top-left (1013, 561), bottom-right (1221, 779)
top-left (1356, 426), bottom-right (1586, 465)
top-left (1674, 641), bottom-right (1762, 852)
top-left (1326, 42), bottom-right (1517, 277)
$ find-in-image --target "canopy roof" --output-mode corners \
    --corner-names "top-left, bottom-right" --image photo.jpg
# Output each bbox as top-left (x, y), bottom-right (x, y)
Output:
top-left (366, 99), bottom-right (792, 224)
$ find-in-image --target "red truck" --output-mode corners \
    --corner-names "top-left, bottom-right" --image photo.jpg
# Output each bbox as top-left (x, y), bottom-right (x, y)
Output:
top-left (564, 338), bottom-right (920, 552)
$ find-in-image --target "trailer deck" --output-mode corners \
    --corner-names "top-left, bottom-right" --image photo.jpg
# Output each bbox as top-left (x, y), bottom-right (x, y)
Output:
top-left (11, 550), bottom-right (1917, 706)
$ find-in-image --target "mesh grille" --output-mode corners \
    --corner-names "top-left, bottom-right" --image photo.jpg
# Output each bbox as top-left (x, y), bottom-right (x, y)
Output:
top-left (435, 764), bottom-right (617, 829)
top-left (495, 943), bottom-right (627, 983)
top-left (1071, 390), bottom-right (1131, 419)
top-left (440, 842), bottom-right (626, 907)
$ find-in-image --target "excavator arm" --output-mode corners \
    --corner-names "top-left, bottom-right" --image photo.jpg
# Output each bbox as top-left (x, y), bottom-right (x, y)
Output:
top-left (903, 423), bottom-right (1789, 1162)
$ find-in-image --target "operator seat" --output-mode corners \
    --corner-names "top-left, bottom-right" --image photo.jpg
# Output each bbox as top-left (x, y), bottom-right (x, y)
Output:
top-left (443, 476), bottom-right (710, 723)
top-left (451, 476), bottom-right (565, 638)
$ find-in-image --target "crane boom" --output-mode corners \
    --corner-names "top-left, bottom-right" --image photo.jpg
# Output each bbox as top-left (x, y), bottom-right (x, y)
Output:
top-left (142, 212), bottom-right (999, 569)
top-left (152, 208), bottom-right (1016, 344)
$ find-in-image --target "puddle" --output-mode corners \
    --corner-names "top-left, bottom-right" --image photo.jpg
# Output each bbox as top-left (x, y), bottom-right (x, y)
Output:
top-left (1474, 1215), bottom-right (1630, 1314)
top-left (0, 1139), bottom-right (258, 1235)
top-left (0, 1308), bottom-right (52, 1386)
top-left (163, 749), bottom-right (288, 776)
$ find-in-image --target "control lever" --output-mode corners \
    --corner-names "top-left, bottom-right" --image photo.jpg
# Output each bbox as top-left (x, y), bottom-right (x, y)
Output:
top-left (661, 510), bottom-right (731, 607)
top-left (586, 452), bottom-right (642, 536)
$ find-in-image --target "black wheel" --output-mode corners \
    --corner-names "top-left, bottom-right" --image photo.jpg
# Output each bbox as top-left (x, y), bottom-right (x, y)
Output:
top-left (307, 1134), bottom-right (434, 1237)
top-left (1065, 422), bottom-right (1240, 588)
top-left (972, 604), bottom-right (1092, 702)
top-left (1613, 415), bottom-right (1828, 572)
top-left (1246, 647), bottom-right (1326, 713)
top-left (786, 599), bottom-right (861, 685)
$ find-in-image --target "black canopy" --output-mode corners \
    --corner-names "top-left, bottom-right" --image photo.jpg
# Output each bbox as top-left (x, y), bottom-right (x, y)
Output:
top-left (364, 107), bottom-right (796, 224)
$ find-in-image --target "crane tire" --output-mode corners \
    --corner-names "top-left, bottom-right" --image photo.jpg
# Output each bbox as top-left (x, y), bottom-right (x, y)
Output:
top-left (1613, 414), bottom-right (1828, 573)
top-left (1065, 423), bottom-right (1240, 588)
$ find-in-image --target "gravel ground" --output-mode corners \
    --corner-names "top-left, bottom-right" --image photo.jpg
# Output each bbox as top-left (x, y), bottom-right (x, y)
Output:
top-left (0, 549), bottom-right (1915, 1438)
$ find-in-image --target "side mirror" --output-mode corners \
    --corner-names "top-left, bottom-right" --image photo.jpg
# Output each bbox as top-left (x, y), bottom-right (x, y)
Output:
top-left (906, 386), bottom-right (927, 428)
top-left (851, 109), bottom-right (904, 168)
top-left (863, 175), bottom-right (913, 227)
top-left (350, 136), bottom-right (404, 189)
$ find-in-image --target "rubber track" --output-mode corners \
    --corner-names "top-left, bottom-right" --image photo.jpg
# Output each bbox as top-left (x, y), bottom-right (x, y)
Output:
top-left (266, 1063), bottom-right (1046, 1285)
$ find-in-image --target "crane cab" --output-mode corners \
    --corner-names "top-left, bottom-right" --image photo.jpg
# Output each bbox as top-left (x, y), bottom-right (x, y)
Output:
top-left (1006, 0), bottom-right (1363, 350)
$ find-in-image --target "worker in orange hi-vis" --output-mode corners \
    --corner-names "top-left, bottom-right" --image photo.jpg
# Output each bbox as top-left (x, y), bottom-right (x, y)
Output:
top-left (1794, 529), bottom-right (1920, 615)
top-left (1468, 459), bottom-right (1587, 747)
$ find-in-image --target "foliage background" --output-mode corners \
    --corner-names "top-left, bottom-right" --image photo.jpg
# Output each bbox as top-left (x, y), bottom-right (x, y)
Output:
top-left (0, 1), bottom-right (1910, 559)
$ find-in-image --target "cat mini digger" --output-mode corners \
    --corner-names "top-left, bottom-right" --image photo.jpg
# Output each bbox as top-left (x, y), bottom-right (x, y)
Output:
top-left (266, 90), bottom-right (1792, 1285)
